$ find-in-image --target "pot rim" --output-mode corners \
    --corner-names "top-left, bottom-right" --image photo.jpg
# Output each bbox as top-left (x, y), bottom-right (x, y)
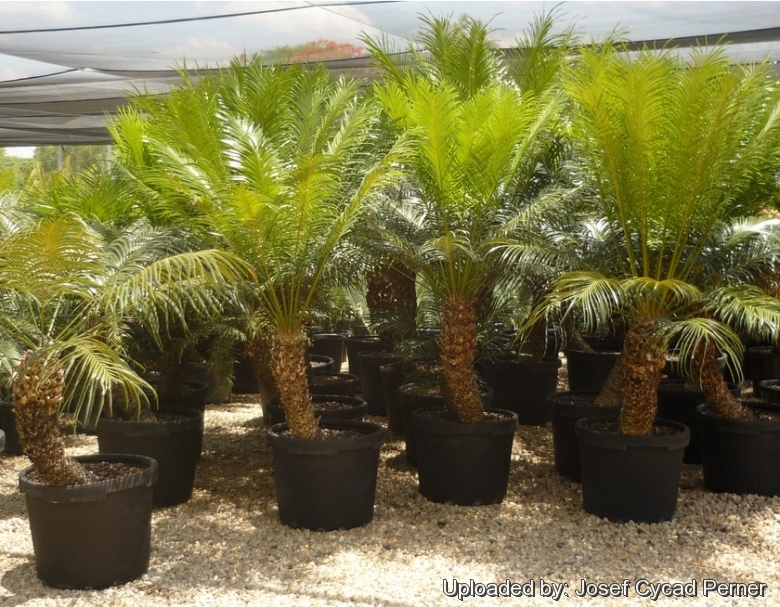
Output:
top-left (697, 401), bottom-right (780, 433)
top-left (267, 419), bottom-right (386, 455)
top-left (575, 415), bottom-right (690, 450)
top-left (410, 406), bottom-right (518, 435)
top-left (19, 453), bottom-right (158, 503)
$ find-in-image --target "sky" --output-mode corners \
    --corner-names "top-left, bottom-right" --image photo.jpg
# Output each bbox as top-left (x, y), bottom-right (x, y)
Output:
top-left (4, 147), bottom-right (35, 158)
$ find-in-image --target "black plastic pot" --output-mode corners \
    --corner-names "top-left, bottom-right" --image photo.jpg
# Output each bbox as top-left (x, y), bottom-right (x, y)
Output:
top-left (308, 354), bottom-right (336, 374)
top-left (481, 354), bottom-right (561, 425)
top-left (18, 453), bottom-right (158, 589)
top-left (310, 334), bottom-right (347, 367)
top-left (357, 351), bottom-right (402, 416)
top-left (345, 335), bottom-right (383, 376)
top-left (758, 380), bottom-right (780, 404)
top-left (151, 379), bottom-right (209, 413)
top-left (96, 407), bottom-right (203, 508)
top-left (747, 347), bottom-right (780, 393)
top-left (379, 361), bottom-right (413, 433)
top-left (398, 384), bottom-right (494, 466)
top-left (576, 416), bottom-right (689, 523)
top-left (263, 395), bottom-right (368, 426)
top-left (697, 401), bottom-right (780, 497)
top-left (564, 348), bottom-right (621, 393)
top-left (308, 372), bottom-right (360, 397)
top-left (547, 391), bottom-right (619, 481)
top-left (186, 362), bottom-right (232, 404)
top-left (657, 379), bottom-right (740, 464)
top-left (0, 428), bottom-right (5, 453)
top-left (411, 407), bottom-right (518, 505)
top-left (0, 401), bottom-right (22, 455)
top-left (267, 420), bottom-right (386, 531)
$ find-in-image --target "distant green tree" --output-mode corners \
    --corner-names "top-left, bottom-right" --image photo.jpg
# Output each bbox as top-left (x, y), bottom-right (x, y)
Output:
top-left (0, 149), bottom-right (34, 191)
top-left (33, 145), bottom-right (113, 174)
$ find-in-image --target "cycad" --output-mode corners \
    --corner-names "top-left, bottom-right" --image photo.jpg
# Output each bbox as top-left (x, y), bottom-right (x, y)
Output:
top-left (537, 42), bottom-right (780, 434)
top-left (113, 60), bottom-right (404, 438)
top-left (0, 214), bottom-right (251, 485)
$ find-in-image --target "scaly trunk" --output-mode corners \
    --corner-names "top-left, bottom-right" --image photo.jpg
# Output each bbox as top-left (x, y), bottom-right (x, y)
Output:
top-left (594, 356), bottom-right (624, 407)
top-left (692, 343), bottom-right (747, 420)
top-left (440, 298), bottom-right (483, 424)
top-left (365, 261), bottom-right (417, 350)
top-left (619, 323), bottom-right (665, 435)
top-left (245, 336), bottom-right (279, 401)
top-left (13, 351), bottom-right (96, 486)
top-left (269, 332), bottom-right (320, 438)
top-left (518, 318), bottom-right (547, 362)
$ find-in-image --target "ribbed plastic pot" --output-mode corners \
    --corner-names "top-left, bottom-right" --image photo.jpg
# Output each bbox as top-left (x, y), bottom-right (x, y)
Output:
top-left (308, 354), bottom-right (336, 374)
top-left (747, 347), bottom-right (780, 393)
top-left (564, 348), bottom-right (621, 393)
top-left (96, 407), bottom-right (203, 508)
top-left (308, 372), bottom-right (360, 397)
top-left (482, 354), bottom-right (561, 425)
top-left (399, 384), bottom-right (494, 466)
top-left (310, 334), bottom-right (346, 367)
top-left (411, 407), bottom-right (518, 505)
top-left (657, 379), bottom-right (740, 464)
top-left (345, 336), bottom-right (383, 376)
top-left (18, 453), bottom-right (158, 589)
top-left (358, 351), bottom-right (402, 416)
top-left (547, 391), bottom-right (619, 481)
top-left (152, 380), bottom-right (208, 413)
top-left (379, 361), bottom-right (412, 433)
top-left (0, 401), bottom-right (22, 455)
top-left (697, 401), bottom-right (780, 497)
top-left (758, 380), bottom-right (780, 404)
top-left (186, 362), bottom-right (232, 404)
top-left (267, 420), bottom-right (386, 531)
top-left (264, 395), bottom-right (368, 426)
top-left (576, 416), bottom-right (689, 523)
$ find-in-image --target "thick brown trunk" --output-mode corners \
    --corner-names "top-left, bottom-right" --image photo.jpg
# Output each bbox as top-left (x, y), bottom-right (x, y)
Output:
top-left (440, 298), bottom-right (483, 424)
top-left (518, 318), bottom-right (547, 362)
top-left (619, 323), bottom-right (665, 435)
top-left (594, 356), bottom-right (624, 407)
top-left (692, 343), bottom-right (747, 420)
top-left (245, 336), bottom-right (279, 401)
top-left (13, 352), bottom-right (96, 486)
top-left (269, 333), bottom-right (320, 438)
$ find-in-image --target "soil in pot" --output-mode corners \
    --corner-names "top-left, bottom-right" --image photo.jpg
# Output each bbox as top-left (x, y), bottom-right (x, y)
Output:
top-left (19, 453), bottom-right (158, 589)
top-left (308, 372), bottom-right (359, 397)
top-left (564, 348), bottom-right (621, 393)
top-left (267, 420), bottom-right (386, 531)
top-left (411, 407), bottom-right (518, 505)
top-left (345, 336), bottom-right (383, 376)
top-left (697, 401), bottom-right (780, 497)
top-left (308, 354), bottom-right (336, 374)
top-left (96, 407), bottom-right (203, 508)
top-left (547, 391), bottom-right (619, 481)
top-left (481, 353), bottom-right (561, 425)
top-left (358, 351), bottom-right (402, 416)
top-left (657, 379), bottom-right (740, 464)
top-left (576, 416), bottom-right (689, 523)
top-left (758, 380), bottom-right (780, 404)
top-left (263, 395), bottom-right (367, 427)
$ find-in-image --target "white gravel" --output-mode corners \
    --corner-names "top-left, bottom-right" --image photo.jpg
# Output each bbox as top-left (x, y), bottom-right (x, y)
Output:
top-left (2, 385), bottom-right (780, 607)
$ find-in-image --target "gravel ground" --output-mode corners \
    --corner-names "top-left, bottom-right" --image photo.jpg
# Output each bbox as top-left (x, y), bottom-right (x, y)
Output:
top-left (1, 365), bottom-right (780, 607)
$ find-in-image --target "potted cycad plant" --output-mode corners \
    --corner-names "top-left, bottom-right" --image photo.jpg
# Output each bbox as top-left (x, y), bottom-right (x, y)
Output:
top-left (113, 58), bottom-right (404, 530)
top-left (535, 41), bottom-right (780, 521)
top-left (0, 212), bottom-right (249, 587)
top-left (365, 15), bottom-right (563, 505)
